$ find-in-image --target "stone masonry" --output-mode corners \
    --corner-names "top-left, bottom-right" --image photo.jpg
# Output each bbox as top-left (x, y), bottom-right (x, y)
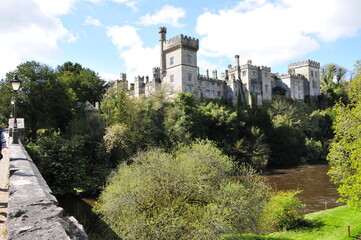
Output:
top-left (115, 27), bottom-right (321, 106)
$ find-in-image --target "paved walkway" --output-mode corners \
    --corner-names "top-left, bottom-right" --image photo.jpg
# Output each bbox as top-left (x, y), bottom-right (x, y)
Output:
top-left (0, 133), bottom-right (9, 239)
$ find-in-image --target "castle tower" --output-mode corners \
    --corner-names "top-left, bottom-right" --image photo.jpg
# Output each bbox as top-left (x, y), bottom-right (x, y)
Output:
top-left (161, 31), bottom-right (199, 96)
top-left (159, 27), bottom-right (167, 77)
top-left (134, 76), bottom-right (145, 98)
top-left (288, 60), bottom-right (320, 97)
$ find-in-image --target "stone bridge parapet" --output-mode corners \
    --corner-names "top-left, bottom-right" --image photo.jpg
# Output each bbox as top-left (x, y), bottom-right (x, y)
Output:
top-left (7, 142), bottom-right (88, 240)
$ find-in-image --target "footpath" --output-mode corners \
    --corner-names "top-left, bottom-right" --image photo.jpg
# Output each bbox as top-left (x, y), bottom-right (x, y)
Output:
top-left (0, 133), bottom-right (9, 239)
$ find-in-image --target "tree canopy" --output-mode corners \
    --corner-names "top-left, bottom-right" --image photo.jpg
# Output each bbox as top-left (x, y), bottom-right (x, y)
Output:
top-left (328, 68), bottom-right (361, 209)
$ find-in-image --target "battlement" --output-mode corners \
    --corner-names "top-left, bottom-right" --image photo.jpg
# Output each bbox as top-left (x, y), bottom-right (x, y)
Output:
top-left (198, 75), bottom-right (226, 86)
top-left (288, 59), bottom-right (320, 69)
top-left (260, 66), bottom-right (271, 72)
top-left (279, 73), bottom-right (306, 79)
top-left (164, 34), bottom-right (199, 51)
top-left (240, 59), bottom-right (262, 70)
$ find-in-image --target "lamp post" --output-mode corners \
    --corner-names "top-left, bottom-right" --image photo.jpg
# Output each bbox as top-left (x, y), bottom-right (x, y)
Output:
top-left (10, 75), bottom-right (22, 144)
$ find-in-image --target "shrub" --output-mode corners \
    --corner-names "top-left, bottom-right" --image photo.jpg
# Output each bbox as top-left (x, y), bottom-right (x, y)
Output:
top-left (260, 190), bottom-right (305, 233)
top-left (94, 140), bottom-right (271, 239)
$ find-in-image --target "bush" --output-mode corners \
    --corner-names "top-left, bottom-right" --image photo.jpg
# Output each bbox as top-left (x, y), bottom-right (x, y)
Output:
top-left (27, 132), bottom-right (108, 195)
top-left (260, 190), bottom-right (305, 233)
top-left (94, 140), bottom-right (271, 240)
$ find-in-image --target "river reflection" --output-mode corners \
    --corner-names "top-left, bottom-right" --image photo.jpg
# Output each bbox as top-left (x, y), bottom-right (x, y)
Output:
top-left (263, 163), bottom-right (344, 213)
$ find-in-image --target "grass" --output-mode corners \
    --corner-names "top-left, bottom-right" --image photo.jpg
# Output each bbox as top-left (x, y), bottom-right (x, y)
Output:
top-left (222, 206), bottom-right (361, 240)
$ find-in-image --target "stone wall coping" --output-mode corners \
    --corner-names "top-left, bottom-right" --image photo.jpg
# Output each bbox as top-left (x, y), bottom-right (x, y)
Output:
top-left (7, 142), bottom-right (88, 240)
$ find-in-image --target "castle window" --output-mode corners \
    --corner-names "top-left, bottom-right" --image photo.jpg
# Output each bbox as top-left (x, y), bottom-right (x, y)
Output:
top-left (170, 75), bottom-right (174, 82)
top-left (187, 85), bottom-right (193, 93)
top-left (311, 70), bottom-right (314, 77)
top-left (206, 82), bottom-right (210, 88)
top-left (187, 55), bottom-right (192, 64)
top-left (206, 90), bottom-right (210, 97)
top-left (265, 85), bottom-right (269, 93)
top-left (315, 71), bottom-right (318, 77)
top-left (188, 73), bottom-right (192, 82)
top-left (198, 89), bottom-right (202, 96)
top-left (242, 71), bottom-right (247, 76)
top-left (298, 85), bottom-right (300, 91)
top-left (170, 57), bottom-right (174, 66)
top-left (312, 80), bottom-right (316, 88)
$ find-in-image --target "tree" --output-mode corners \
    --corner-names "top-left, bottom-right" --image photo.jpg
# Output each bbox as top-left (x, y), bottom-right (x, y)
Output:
top-left (320, 64), bottom-right (349, 107)
top-left (57, 61), bottom-right (107, 104)
top-left (94, 141), bottom-right (271, 239)
top-left (5, 61), bottom-right (76, 139)
top-left (328, 72), bottom-right (361, 209)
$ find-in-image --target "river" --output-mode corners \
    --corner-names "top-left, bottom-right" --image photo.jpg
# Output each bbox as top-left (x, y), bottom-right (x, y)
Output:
top-left (58, 162), bottom-right (343, 238)
top-left (263, 162), bottom-right (344, 213)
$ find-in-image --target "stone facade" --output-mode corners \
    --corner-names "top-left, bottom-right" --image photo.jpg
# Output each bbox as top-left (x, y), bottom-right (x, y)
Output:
top-left (116, 27), bottom-right (321, 105)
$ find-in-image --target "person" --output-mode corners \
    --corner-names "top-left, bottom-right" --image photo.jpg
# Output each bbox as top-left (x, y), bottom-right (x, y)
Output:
top-left (0, 125), bottom-right (7, 160)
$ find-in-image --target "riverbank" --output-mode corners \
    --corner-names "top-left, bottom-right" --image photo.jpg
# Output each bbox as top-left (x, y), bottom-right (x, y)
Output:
top-left (222, 205), bottom-right (361, 240)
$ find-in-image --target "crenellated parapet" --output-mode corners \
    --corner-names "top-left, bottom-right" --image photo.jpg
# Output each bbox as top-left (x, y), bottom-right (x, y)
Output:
top-left (288, 59), bottom-right (320, 69)
top-left (279, 73), bottom-right (306, 80)
top-left (260, 66), bottom-right (271, 72)
top-left (164, 34), bottom-right (199, 51)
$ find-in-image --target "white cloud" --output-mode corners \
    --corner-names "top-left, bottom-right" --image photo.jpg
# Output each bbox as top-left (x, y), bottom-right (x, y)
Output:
top-left (139, 5), bottom-right (186, 28)
top-left (99, 72), bottom-right (120, 82)
top-left (84, 16), bottom-right (103, 27)
top-left (196, 0), bottom-right (361, 68)
top-left (106, 25), bottom-right (159, 81)
top-left (113, 0), bottom-right (138, 11)
top-left (33, 0), bottom-right (76, 15)
top-left (0, 0), bottom-right (77, 78)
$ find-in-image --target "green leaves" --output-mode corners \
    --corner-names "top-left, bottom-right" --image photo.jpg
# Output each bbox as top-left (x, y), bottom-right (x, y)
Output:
top-left (95, 141), bottom-right (270, 239)
top-left (328, 72), bottom-right (361, 209)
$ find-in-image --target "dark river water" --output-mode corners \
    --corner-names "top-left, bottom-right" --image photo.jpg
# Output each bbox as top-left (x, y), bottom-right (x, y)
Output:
top-left (263, 162), bottom-right (344, 213)
top-left (58, 163), bottom-right (343, 238)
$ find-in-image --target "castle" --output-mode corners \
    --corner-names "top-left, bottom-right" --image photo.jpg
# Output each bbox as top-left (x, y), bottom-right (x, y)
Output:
top-left (116, 27), bottom-right (321, 105)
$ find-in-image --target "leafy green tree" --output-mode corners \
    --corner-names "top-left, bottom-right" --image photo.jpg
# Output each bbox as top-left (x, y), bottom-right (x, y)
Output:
top-left (57, 61), bottom-right (107, 104)
top-left (328, 71), bottom-right (361, 209)
top-left (95, 141), bottom-right (271, 239)
top-left (320, 64), bottom-right (349, 107)
top-left (5, 61), bottom-right (76, 139)
top-left (27, 133), bottom-right (105, 195)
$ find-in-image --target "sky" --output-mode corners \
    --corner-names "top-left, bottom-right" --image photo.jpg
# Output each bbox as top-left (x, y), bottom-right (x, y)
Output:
top-left (1, 0), bottom-right (361, 82)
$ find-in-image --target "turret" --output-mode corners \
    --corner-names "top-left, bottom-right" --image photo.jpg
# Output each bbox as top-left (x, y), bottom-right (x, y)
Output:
top-left (235, 55), bottom-right (240, 79)
top-left (159, 27), bottom-right (167, 76)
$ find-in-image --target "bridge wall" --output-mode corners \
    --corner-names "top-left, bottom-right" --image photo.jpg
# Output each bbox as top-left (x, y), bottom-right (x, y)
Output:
top-left (7, 142), bottom-right (88, 240)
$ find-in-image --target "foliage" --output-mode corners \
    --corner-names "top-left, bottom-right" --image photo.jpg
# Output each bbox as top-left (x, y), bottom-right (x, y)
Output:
top-left (94, 141), bottom-right (271, 240)
top-left (328, 72), bottom-right (361, 209)
top-left (320, 63), bottom-right (349, 107)
top-left (57, 61), bottom-right (107, 104)
top-left (260, 191), bottom-right (305, 233)
top-left (5, 61), bottom-right (76, 139)
top-left (27, 133), bottom-right (101, 195)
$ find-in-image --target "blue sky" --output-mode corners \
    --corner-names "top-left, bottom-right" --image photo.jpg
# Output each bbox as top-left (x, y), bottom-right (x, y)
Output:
top-left (1, 0), bottom-right (361, 81)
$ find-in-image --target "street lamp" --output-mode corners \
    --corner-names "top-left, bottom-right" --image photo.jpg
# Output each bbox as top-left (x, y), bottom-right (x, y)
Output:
top-left (10, 75), bottom-right (22, 144)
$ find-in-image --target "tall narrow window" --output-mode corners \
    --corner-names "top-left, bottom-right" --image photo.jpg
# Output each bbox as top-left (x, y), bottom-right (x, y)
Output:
top-left (170, 57), bottom-right (174, 66)
top-left (187, 85), bottom-right (193, 93)
top-left (242, 71), bottom-right (247, 76)
top-left (188, 73), bottom-right (192, 82)
top-left (187, 55), bottom-right (192, 64)
top-left (311, 70), bottom-right (314, 77)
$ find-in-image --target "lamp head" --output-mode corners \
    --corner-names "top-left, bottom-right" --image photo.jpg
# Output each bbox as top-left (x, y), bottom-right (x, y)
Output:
top-left (10, 75), bottom-right (22, 91)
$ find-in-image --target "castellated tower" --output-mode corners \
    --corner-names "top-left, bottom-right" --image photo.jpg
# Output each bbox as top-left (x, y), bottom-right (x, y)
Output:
top-left (288, 60), bottom-right (320, 97)
top-left (160, 28), bottom-right (199, 97)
